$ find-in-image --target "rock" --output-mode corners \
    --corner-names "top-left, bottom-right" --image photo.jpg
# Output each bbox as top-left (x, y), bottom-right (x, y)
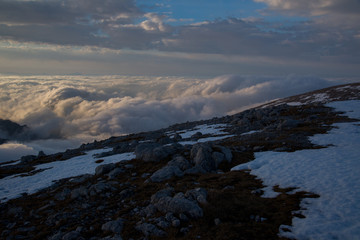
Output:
top-left (191, 132), bottom-right (203, 139)
top-left (141, 204), bottom-right (157, 217)
top-left (155, 195), bottom-right (203, 218)
top-left (155, 217), bottom-right (171, 229)
top-left (150, 165), bottom-right (184, 182)
top-left (277, 119), bottom-right (302, 130)
top-left (48, 231), bottom-right (63, 240)
top-left (167, 155), bottom-right (192, 171)
top-left (95, 163), bottom-right (116, 175)
top-left (55, 188), bottom-right (71, 201)
top-left (212, 152), bottom-right (225, 168)
top-left (190, 143), bottom-right (215, 172)
top-left (102, 219), bottom-right (124, 234)
top-left (101, 235), bottom-right (123, 240)
top-left (70, 186), bottom-right (89, 199)
top-left (151, 187), bottom-right (174, 204)
top-left (20, 155), bottom-right (36, 164)
top-left (107, 167), bottom-right (125, 179)
top-left (173, 133), bottom-right (182, 141)
top-left (38, 151), bottom-right (46, 157)
top-left (89, 182), bottom-right (112, 196)
top-left (62, 231), bottom-right (82, 240)
top-left (136, 223), bottom-right (167, 237)
top-left (214, 218), bottom-right (221, 226)
top-left (185, 188), bottom-right (207, 204)
top-left (216, 146), bottom-right (232, 162)
top-left (172, 219), bottom-right (181, 227)
top-left (135, 143), bottom-right (182, 162)
top-left (134, 143), bottom-right (162, 162)
top-left (184, 166), bottom-right (207, 175)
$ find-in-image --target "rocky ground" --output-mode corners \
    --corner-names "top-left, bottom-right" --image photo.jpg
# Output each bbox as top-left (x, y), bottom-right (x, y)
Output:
top-left (0, 83), bottom-right (359, 240)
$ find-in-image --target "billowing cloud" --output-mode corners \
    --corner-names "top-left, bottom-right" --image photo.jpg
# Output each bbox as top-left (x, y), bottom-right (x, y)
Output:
top-left (0, 74), bottom-right (349, 144)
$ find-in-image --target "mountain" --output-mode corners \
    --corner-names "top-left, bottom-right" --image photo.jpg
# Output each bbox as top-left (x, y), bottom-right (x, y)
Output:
top-left (0, 83), bottom-right (359, 240)
top-left (0, 119), bottom-right (33, 144)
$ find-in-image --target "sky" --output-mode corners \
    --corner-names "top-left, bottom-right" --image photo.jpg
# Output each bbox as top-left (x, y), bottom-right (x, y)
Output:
top-left (0, 0), bottom-right (359, 77)
top-left (0, 0), bottom-right (360, 161)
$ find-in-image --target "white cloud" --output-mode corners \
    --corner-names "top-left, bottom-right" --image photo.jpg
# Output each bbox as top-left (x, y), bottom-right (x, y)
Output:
top-left (0, 74), bottom-right (349, 145)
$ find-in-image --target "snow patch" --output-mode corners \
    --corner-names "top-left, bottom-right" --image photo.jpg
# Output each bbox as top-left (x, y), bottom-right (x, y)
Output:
top-left (0, 149), bottom-right (135, 202)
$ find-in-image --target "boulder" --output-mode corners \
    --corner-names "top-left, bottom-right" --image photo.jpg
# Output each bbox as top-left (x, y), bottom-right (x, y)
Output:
top-left (95, 163), bottom-right (116, 176)
top-left (135, 143), bottom-right (181, 162)
top-left (150, 165), bottom-right (184, 182)
top-left (167, 155), bottom-right (192, 171)
top-left (190, 143), bottom-right (215, 172)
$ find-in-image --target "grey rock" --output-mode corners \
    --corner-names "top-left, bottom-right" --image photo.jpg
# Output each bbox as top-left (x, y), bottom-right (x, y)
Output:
top-left (172, 219), bottom-right (181, 227)
top-left (101, 235), bottom-right (123, 240)
top-left (89, 182), bottom-right (112, 196)
top-left (150, 166), bottom-right (184, 183)
top-left (173, 133), bottom-right (182, 141)
top-left (155, 196), bottom-right (203, 218)
top-left (136, 223), bottom-right (167, 237)
top-left (212, 152), bottom-right (225, 168)
top-left (142, 204), bottom-right (157, 217)
top-left (62, 231), bottom-right (82, 240)
top-left (70, 186), bottom-right (89, 199)
top-left (102, 219), bottom-right (124, 234)
top-left (191, 132), bottom-right (203, 139)
top-left (48, 231), bottom-right (63, 240)
top-left (95, 163), bottom-right (116, 175)
top-left (167, 155), bottom-right (192, 171)
top-left (184, 166), bottom-right (207, 175)
top-left (107, 167), bottom-right (125, 179)
top-left (151, 187), bottom-right (174, 204)
top-left (185, 188), bottom-right (207, 204)
top-left (217, 146), bottom-right (232, 163)
top-left (214, 218), bottom-right (221, 226)
top-left (38, 150), bottom-right (46, 157)
top-left (135, 143), bottom-right (182, 162)
top-left (190, 143), bottom-right (215, 172)
top-left (55, 188), bottom-right (71, 201)
top-left (20, 155), bottom-right (36, 164)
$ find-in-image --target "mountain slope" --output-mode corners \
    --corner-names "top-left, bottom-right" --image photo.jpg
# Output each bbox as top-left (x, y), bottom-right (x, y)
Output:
top-left (0, 83), bottom-right (359, 240)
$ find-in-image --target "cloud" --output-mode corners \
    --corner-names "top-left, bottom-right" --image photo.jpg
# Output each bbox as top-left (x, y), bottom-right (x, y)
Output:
top-left (255, 0), bottom-right (360, 16)
top-left (0, 74), bottom-right (348, 145)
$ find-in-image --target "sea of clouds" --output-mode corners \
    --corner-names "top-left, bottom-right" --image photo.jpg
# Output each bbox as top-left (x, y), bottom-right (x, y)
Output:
top-left (0, 74), bottom-right (351, 162)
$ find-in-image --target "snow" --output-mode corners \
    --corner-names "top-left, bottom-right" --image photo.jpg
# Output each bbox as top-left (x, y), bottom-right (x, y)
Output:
top-left (178, 134), bottom-right (235, 145)
top-left (0, 149), bottom-right (135, 202)
top-left (168, 124), bottom-right (229, 139)
top-left (241, 130), bottom-right (262, 136)
top-left (232, 100), bottom-right (360, 240)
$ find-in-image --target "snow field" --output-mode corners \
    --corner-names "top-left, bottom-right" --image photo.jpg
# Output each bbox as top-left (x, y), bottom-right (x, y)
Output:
top-left (232, 100), bottom-right (360, 240)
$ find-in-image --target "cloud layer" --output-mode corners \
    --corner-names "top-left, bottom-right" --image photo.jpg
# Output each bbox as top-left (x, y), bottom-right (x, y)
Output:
top-left (0, 74), bottom-right (346, 144)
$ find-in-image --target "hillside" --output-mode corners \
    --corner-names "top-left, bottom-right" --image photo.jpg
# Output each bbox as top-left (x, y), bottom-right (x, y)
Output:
top-left (0, 83), bottom-right (359, 240)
